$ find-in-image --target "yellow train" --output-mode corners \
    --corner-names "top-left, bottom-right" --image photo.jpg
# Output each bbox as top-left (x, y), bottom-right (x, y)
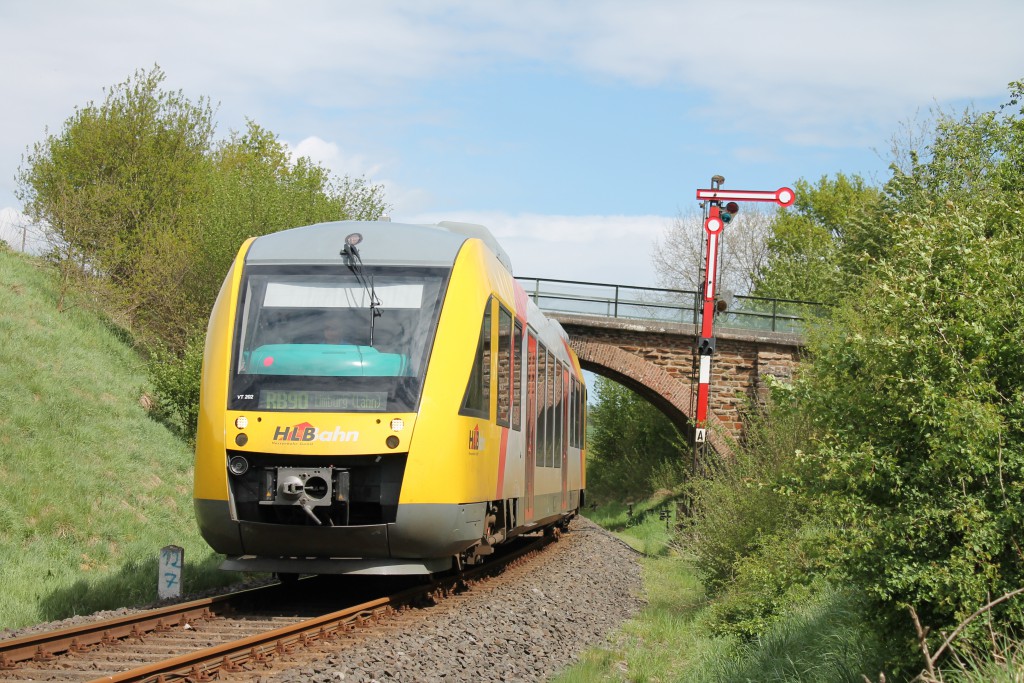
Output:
top-left (193, 219), bottom-right (586, 575)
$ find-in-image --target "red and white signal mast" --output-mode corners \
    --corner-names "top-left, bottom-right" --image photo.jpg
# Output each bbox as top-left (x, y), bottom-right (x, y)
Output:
top-left (692, 176), bottom-right (795, 445)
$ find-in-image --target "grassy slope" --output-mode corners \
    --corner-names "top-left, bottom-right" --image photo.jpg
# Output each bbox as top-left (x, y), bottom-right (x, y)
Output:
top-left (0, 249), bottom-right (233, 630)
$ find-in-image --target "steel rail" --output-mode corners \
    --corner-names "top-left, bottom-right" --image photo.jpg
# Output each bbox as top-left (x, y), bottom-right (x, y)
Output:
top-left (0, 535), bottom-right (552, 682)
top-left (100, 535), bottom-right (551, 682)
top-left (0, 582), bottom-right (280, 669)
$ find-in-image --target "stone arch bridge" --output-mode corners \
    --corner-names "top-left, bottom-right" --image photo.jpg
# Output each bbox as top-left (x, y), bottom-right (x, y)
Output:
top-left (518, 278), bottom-right (817, 456)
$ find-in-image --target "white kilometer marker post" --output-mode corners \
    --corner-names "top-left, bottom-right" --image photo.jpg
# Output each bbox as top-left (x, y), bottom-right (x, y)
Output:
top-left (159, 545), bottom-right (184, 600)
top-left (693, 181), bottom-right (795, 442)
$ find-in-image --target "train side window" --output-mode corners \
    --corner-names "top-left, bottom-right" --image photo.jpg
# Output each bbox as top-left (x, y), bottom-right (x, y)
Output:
top-left (573, 377), bottom-right (582, 448)
top-left (496, 305), bottom-right (512, 427)
top-left (577, 378), bottom-right (584, 447)
top-left (460, 298), bottom-right (492, 419)
top-left (512, 320), bottom-right (523, 431)
top-left (537, 343), bottom-right (548, 466)
top-left (527, 331), bottom-right (538, 464)
top-left (557, 360), bottom-right (564, 465)
top-left (546, 349), bottom-right (556, 468)
top-left (568, 377), bottom-right (576, 449)
top-left (581, 383), bottom-right (587, 448)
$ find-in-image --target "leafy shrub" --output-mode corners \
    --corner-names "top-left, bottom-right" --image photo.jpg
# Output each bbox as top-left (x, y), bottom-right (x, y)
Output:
top-left (797, 197), bottom-right (1024, 649)
top-left (148, 334), bottom-right (204, 441)
top-left (586, 377), bottom-right (687, 501)
top-left (705, 525), bottom-right (827, 638)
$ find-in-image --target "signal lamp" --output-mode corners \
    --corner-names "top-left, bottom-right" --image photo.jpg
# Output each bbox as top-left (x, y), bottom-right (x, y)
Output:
top-left (720, 201), bottom-right (740, 223)
top-left (386, 435), bottom-right (400, 449)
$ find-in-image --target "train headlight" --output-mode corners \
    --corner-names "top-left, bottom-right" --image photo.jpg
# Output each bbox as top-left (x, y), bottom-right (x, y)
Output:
top-left (234, 416), bottom-right (248, 429)
top-left (390, 418), bottom-right (404, 431)
top-left (386, 435), bottom-right (400, 449)
top-left (228, 456), bottom-right (249, 476)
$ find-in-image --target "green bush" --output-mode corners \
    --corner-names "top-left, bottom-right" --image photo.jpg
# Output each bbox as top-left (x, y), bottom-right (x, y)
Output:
top-left (586, 377), bottom-right (688, 501)
top-left (704, 525), bottom-right (827, 638)
top-left (148, 334), bottom-right (204, 441)
top-left (796, 194), bottom-right (1024, 650)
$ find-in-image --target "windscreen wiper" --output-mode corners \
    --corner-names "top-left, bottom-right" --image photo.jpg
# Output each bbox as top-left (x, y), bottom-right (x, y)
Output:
top-left (341, 232), bottom-right (381, 345)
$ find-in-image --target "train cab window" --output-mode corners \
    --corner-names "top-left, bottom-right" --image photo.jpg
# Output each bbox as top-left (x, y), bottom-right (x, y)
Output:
top-left (229, 265), bottom-right (449, 413)
top-left (460, 298), bottom-right (492, 419)
top-left (496, 305), bottom-right (512, 427)
top-left (512, 320), bottom-right (523, 431)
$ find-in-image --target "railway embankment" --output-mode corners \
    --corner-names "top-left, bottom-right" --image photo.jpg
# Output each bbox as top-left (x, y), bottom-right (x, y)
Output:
top-left (0, 248), bottom-right (237, 630)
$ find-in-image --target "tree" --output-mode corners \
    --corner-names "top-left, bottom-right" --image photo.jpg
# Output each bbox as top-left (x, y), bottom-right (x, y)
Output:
top-left (17, 66), bottom-right (389, 351)
top-left (586, 377), bottom-right (687, 501)
top-left (186, 121), bottom-right (387, 314)
top-left (753, 173), bottom-right (880, 305)
top-left (652, 206), bottom-right (776, 296)
top-left (795, 80), bottom-right (1024, 652)
top-left (17, 65), bottom-right (215, 340)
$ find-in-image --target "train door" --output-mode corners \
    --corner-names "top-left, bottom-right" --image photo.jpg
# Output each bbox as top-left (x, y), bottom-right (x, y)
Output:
top-left (525, 329), bottom-right (538, 522)
top-left (561, 365), bottom-right (569, 511)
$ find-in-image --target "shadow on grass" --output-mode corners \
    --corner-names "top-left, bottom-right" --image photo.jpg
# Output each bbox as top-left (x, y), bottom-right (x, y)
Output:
top-left (37, 551), bottom-right (233, 622)
top-left (586, 491), bottom-right (687, 533)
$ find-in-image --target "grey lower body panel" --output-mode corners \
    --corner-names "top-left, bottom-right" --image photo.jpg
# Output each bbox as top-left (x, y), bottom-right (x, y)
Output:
top-left (220, 555), bottom-right (452, 575)
top-left (195, 498), bottom-right (244, 555)
top-left (238, 519), bottom-right (389, 557)
top-left (195, 498), bottom-right (487, 575)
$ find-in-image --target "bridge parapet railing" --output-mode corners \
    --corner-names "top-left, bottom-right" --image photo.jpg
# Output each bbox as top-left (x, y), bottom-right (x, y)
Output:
top-left (515, 277), bottom-right (828, 335)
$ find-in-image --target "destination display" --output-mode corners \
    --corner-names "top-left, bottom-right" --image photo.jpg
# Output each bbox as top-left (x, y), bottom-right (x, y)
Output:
top-left (259, 390), bottom-right (388, 411)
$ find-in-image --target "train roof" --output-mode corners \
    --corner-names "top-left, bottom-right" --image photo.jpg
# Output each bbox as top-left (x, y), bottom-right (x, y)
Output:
top-left (244, 220), bottom-right (513, 272)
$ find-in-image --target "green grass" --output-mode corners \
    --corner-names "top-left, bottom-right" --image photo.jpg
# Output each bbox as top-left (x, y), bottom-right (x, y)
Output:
top-left (0, 250), bottom-right (237, 629)
top-left (584, 493), bottom-right (680, 557)
top-left (559, 494), bottom-right (889, 683)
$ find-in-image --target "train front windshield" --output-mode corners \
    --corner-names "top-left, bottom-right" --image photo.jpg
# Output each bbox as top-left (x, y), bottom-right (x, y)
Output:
top-left (229, 265), bottom-right (449, 413)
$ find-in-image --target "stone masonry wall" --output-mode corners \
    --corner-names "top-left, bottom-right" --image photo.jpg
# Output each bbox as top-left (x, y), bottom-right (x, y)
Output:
top-left (558, 315), bottom-right (803, 442)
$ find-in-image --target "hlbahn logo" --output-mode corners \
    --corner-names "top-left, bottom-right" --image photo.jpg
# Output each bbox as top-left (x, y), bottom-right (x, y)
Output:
top-left (468, 424), bottom-right (484, 451)
top-left (273, 422), bottom-right (359, 444)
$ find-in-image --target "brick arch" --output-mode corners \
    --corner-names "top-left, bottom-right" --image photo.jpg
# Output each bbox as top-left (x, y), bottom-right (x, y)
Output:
top-left (570, 339), bottom-right (734, 459)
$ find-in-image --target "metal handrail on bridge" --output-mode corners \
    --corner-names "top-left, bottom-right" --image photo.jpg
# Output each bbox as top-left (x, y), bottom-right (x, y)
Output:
top-left (515, 277), bottom-right (827, 335)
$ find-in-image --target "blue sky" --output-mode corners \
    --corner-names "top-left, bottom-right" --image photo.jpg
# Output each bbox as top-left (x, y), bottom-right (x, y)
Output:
top-left (2, 1), bottom-right (1023, 286)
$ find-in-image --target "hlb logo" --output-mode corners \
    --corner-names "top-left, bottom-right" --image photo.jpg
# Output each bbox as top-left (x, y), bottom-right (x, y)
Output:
top-left (272, 422), bottom-right (359, 444)
top-left (468, 424), bottom-right (484, 451)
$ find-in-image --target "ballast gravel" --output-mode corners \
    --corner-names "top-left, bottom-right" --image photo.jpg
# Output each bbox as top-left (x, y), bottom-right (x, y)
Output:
top-left (0, 517), bottom-right (644, 682)
top-left (263, 517), bottom-right (645, 683)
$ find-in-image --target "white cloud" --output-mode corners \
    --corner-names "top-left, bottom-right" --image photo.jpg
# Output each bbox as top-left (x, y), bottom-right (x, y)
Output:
top-left (4, 1), bottom-right (1020, 140)
top-left (285, 136), bottom-right (384, 179)
top-left (404, 210), bottom-right (670, 285)
top-left (2, 1), bottom-right (1021, 217)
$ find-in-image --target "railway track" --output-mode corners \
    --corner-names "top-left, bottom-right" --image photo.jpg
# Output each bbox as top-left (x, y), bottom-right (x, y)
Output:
top-left (0, 535), bottom-right (552, 682)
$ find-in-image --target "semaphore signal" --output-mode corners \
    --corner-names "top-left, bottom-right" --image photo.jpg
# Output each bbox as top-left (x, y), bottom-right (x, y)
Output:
top-left (692, 177), bottom-right (794, 446)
